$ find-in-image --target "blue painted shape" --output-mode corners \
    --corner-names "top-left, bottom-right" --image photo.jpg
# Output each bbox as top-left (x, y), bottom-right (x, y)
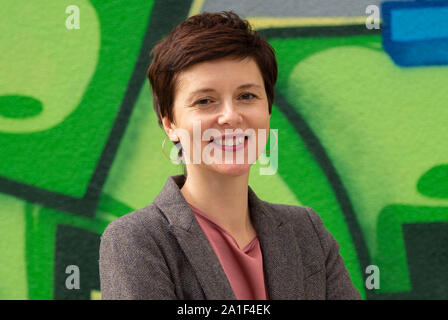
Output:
top-left (382, 1), bottom-right (448, 67)
top-left (391, 7), bottom-right (448, 41)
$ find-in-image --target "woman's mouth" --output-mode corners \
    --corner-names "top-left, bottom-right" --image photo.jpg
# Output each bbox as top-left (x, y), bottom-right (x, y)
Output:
top-left (210, 136), bottom-right (248, 152)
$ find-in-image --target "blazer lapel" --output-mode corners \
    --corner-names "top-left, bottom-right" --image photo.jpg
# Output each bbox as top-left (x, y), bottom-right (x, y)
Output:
top-left (153, 174), bottom-right (305, 300)
top-left (247, 186), bottom-right (305, 300)
top-left (153, 174), bottom-right (236, 300)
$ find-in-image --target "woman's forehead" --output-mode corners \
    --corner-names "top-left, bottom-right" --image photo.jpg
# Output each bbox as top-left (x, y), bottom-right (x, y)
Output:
top-left (176, 57), bottom-right (264, 92)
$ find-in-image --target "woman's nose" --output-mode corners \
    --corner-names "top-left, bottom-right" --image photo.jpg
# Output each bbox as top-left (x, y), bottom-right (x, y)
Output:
top-left (217, 100), bottom-right (243, 127)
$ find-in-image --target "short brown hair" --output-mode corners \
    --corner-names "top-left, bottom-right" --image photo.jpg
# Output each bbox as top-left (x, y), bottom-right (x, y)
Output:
top-left (147, 11), bottom-right (278, 128)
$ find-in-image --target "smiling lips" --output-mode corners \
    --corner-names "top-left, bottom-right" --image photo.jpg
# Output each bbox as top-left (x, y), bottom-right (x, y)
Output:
top-left (210, 134), bottom-right (249, 152)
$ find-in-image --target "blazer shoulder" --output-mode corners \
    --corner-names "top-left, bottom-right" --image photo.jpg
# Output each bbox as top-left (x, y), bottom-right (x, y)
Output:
top-left (101, 203), bottom-right (169, 244)
top-left (99, 203), bottom-right (179, 299)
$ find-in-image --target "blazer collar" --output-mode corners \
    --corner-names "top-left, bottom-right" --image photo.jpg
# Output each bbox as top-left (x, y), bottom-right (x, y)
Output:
top-left (153, 174), bottom-right (304, 300)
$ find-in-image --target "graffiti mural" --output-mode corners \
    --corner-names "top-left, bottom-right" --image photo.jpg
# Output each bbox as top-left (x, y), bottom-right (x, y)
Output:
top-left (1, 0), bottom-right (447, 299)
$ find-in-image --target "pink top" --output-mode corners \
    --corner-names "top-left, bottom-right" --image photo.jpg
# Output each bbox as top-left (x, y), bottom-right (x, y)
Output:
top-left (188, 203), bottom-right (269, 300)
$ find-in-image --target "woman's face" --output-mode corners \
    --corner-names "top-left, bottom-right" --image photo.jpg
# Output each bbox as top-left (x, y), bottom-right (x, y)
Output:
top-left (162, 56), bottom-right (271, 177)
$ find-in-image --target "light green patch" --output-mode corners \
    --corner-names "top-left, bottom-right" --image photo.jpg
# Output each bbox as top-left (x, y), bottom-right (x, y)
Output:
top-left (0, 0), bottom-right (99, 133)
top-left (288, 46), bottom-right (448, 258)
top-left (0, 193), bottom-right (28, 299)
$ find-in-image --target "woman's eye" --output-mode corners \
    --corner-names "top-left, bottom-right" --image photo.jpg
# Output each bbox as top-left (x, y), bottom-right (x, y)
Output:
top-left (240, 93), bottom-right (257, 100)
top-left (195, 98), bottom-right (212, 105)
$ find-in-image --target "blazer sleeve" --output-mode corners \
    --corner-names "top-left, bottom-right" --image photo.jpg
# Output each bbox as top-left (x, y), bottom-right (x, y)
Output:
top-left (305, 207), bottom-right (362, 300)
top-left (99, 218), bottom-right (177, 300)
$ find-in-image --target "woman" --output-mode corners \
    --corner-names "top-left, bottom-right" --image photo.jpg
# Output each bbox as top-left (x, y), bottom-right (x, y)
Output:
top-left (99, 11), bottom-right (361, 300)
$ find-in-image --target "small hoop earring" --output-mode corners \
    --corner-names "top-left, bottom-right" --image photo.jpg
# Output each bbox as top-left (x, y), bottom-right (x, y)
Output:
top-left (162, 136), bottom-right (182, 163)
top-left (263, 130), bottom-right (278, 155)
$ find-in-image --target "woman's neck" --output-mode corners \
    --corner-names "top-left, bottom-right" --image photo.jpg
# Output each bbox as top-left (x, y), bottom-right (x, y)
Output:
top-left (180, 168), bottom-right (254, 239)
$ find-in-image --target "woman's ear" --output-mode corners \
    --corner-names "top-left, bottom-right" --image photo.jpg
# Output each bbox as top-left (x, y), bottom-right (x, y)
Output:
top-left (161, 116), bottom-right (179, 142)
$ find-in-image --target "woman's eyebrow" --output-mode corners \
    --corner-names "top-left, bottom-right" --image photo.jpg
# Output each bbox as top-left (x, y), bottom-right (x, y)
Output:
top-left (237, 83), bottom-right (263, 90)
top-left (189, 88), bottom-right (216, 97)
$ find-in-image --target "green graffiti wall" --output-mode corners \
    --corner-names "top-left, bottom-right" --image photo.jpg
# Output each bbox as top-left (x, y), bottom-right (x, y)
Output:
top-left (1, 0), bottom-right (447, 299)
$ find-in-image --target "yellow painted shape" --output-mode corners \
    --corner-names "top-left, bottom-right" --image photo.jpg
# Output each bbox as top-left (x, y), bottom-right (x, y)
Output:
top-left (91, 289), bottom-right (101, 300)
top-left (186, 0), bottom-right (370, 30)
top-left (188, 0), bottom-right (206, 17)
top-left (247, 16), bottom-right (372, 30)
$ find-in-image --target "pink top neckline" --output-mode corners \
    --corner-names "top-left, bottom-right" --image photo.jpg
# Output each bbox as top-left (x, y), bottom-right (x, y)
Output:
top-left (188, 202), bottom-right (269, 300)
top-left (188, 203), bottom-right (257, 251)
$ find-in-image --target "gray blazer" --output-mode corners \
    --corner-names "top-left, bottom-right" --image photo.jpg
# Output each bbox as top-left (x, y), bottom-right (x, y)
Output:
top-left (99, 174), bottom-right (361, 300)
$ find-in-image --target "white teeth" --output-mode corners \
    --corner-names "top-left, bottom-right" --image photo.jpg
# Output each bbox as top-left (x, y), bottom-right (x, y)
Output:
top-left (214, 136), bottom-right (245, 146)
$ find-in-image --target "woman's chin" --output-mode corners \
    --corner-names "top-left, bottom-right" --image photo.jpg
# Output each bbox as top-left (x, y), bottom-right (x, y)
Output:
top-left (209, 163), bottom-right (252, 177)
